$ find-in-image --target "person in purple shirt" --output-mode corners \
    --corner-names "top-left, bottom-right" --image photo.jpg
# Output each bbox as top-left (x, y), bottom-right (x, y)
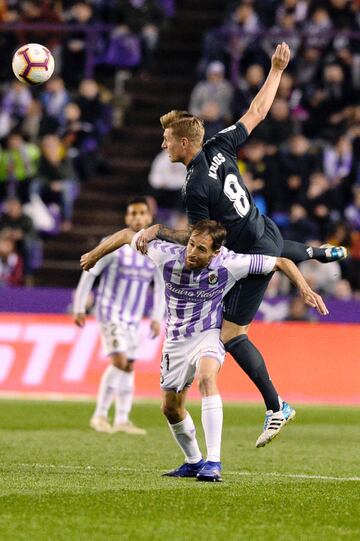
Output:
top-left (74, 197), bottom-right (165, 435)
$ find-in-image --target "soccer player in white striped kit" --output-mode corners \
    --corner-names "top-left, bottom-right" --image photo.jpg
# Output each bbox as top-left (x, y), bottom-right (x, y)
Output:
top-left (81, 219), bottom-right (328, 481)
top-left (73, 198), bottom-right (165, 434)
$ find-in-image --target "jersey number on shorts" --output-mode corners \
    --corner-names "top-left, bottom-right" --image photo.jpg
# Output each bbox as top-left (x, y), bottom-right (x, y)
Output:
top-left (224, 174), bottom-right (250, 218)
top-left (164, 353), bottom-right (170, 371)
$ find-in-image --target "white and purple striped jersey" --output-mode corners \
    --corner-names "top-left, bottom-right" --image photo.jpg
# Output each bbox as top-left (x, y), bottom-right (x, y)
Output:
top-left (73, 244), bottom-right (165, 326)
top-left (131, 237), bottom-right (276, 341)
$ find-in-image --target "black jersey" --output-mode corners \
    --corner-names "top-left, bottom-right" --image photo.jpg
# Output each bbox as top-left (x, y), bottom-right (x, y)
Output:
top-left (182, 122), bottom-right (265, 252)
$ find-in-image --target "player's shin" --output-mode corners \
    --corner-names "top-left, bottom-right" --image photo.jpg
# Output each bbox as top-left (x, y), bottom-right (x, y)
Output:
top-left (201, 395), bottom-right (223, 462)
top-left (115, 369), bottom-right (134, 424)
top-left (282, 240), bottom-right (347, 264)
top-left (225, 335), bottom-right (281, 412)
top-left (168, 413), bottom-right (203, 464)
top-left (94, 364), bottom-right (122, 418)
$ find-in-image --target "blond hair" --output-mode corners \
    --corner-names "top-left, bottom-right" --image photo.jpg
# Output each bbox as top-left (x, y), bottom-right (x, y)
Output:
top-left (160, 110), bottom-right (205, 147)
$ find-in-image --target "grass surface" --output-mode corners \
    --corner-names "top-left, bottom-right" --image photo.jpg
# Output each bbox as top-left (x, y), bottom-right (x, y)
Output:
top-left (0, 400), bottom-right (359, 541)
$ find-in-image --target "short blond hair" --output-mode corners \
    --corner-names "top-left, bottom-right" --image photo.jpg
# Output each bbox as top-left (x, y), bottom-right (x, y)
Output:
top-left (160, 110), bottom-right (205, 146)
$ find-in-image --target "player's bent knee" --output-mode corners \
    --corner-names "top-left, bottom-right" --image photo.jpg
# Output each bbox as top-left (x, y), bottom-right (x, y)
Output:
top-left (220, 321), bottom-right (249, 344)
top-left (161, 402), bottom-right (182, 423)
top-left (198, 372), bottom-right (217, 394)
top-left (125, 361), bottom-right (134, 373)
top-left (110, 352), bottom-right (128, 370)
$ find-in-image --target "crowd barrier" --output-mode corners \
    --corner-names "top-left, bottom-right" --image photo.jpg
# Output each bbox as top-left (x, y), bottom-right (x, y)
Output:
top-left (0, 313), bottom-right (359, 405)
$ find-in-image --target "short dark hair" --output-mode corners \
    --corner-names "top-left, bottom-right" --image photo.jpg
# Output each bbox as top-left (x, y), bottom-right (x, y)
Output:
top-left (126, 197), bottom-right (149, 211)
top-left (191, 220), bottom-right (227, 251)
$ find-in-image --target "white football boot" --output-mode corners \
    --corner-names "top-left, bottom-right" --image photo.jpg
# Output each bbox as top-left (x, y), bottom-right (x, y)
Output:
top-left (90, 415), bottom-right (112, 433)
top-left (112, 421), bottom-right (147, 435)
top-left (256, 401), bottom-right (296, 448)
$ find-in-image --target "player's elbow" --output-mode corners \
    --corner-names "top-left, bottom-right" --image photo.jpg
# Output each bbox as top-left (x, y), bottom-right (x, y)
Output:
top-left (254, 107), bottom-right (269, 124)
top-left (274, 257), bottom-right (284, 271)
top-left (118, 228), bottom-right (133, 245)
top-left (250, 104), bottom-right (267, 122)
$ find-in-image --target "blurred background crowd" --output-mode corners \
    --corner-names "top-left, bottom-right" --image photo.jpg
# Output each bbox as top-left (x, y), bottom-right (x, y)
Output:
top-left (0, 0), bottom-right (359, 317)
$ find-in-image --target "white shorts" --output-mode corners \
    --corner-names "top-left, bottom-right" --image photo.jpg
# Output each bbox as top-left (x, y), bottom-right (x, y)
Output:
top-left (99, 321), bottom-right (139, 359)
top-left (160, 329), bottom-right (225, 393)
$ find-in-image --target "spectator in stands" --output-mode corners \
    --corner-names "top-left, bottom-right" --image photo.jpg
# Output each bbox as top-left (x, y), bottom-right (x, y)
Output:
top-left (226, 1), bottom-right (261, 40)
top-left (39, 77), bottom-right (71, 129)
top-left (262, 7), bottom-right (301, 61)
top-left (0, 132), bottom-right (40, 203)
top-left (77, 79), bottom-right (112, 140)
top-left (284, 294), bottom-right (317, 322)
top-left (284, 203), bottom-right (320, 244)
top-left (277, 72), bottom-right (307, 121)
top-left (189, 61), bottom-right (234, 124)
top-left (116, 0), bottom-right (165, 69)
top-left (233, 64), bottom-right (265, 118)
top-left (305, 172), bottom-right (338, 239)
top-left (62, 2), bottom-right (95, 88)
top-left (226, 1), bottom-right (265, 75)
top-left (200, 101), bottom-right (227, 139)
top-left (304, 62), bottom-right (353, 139)
top-left (295, 46), bottom-right (323, 87)
top-left (59, 102), bottom-right (98, 180)
top-left (31, 134), bottom-right (78, 232)
top-left (96, 22), bottom-right (142, 77)
top-left (0, 81), bottom-right (32, 139)
top-left (148, 148), bottom-right (186, 223)
top-left (327, 0), bottom-right (353, 29)
top-left (20, 100), bottom-right (45, 143)
top-left (254, 97), bottom-right (297, 150)
top-left (275, 0), bottom-right (308, 26)
top-left (280, 134), bottom-right (320, 197)
top-left (0, 234), bottom-right (24, 287)
top-left (323, 134), bottom-right (353, 187)
top-left (332, 279), bottom-right (353, 300)
top-left (0, 196), bottom-right (41, 283)
top-left (303, 6), bottom-right (333, 51)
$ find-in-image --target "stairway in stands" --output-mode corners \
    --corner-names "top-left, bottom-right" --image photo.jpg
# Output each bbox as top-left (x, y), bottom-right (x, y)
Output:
top-left (35, 0), bottom-right (224, 288)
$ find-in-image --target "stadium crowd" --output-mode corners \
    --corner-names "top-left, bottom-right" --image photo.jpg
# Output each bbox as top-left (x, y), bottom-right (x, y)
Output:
top-left (183, 0), bottom-right (360, 298)
top-left (0, 0), bottom-right (172, 285)
top-left (0, 0), bottom-right (359, 300)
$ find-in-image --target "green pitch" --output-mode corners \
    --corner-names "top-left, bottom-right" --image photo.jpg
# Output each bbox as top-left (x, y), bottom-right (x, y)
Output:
top-left (0, 400), bottom-right (359, 541)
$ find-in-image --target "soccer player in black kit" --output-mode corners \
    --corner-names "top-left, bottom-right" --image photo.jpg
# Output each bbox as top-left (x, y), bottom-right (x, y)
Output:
top-left (81, 43), bottom-right (346, 448)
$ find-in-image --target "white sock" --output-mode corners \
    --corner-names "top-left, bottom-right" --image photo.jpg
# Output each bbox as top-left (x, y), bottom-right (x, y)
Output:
top-left (94, 364), bottom-right (122, 418)
top-left (201, 394), bottom-right (223, 462)
top-left (115, 370), bottom-right (135, 425)
top-left (168, 412), bottom-right (202, 464)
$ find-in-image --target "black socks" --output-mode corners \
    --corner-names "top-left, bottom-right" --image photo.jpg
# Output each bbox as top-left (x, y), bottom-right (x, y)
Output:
top-left (282, 240), bottom-right (328, 264)
top-left (225, 335), bottom-right (280, 412)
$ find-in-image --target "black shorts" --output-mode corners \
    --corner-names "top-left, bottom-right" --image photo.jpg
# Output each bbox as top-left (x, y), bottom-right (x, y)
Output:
top-left (223, 216), bottom-right (284, 326)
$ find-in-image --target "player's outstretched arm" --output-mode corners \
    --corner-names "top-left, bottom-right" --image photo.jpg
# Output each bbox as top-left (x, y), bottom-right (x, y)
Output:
top-left (239, 42), bottom-right (290, 134)
top-left (80, 228), bottom-right (134, 271)
top-left (73, 271), bottom-right (96, 325)
top-left (274, 257), bottom-right (329, 316)
top-left (136, 224), bottom-right (191, 254)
